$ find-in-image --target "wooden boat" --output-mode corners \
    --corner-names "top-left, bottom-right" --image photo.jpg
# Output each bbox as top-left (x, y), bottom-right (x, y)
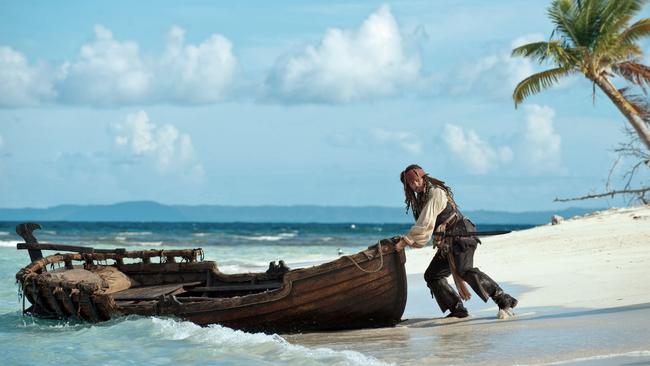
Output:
top-left (14, 223), bottom-right (407, 333)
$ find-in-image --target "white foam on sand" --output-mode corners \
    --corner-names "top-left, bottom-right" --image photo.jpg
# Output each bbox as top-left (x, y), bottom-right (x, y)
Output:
top-left (150, 317), bottom-right (392, 366)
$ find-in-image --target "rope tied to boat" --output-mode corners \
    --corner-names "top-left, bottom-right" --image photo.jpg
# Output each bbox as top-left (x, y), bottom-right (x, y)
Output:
top-left (343, 241), bottom-right (384, 273)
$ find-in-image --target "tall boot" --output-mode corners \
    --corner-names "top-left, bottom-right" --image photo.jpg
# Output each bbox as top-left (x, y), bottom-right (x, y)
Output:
top-left (428, 279), bottom-right (468, 318)
top-left (493, 290), bottom-right (518, 310)
top-left (463, 269), bottom-right (518, 310)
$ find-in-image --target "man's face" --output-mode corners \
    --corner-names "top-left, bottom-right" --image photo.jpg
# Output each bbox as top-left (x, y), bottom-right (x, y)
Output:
top-left (407, 174), bottom-right (425, 193)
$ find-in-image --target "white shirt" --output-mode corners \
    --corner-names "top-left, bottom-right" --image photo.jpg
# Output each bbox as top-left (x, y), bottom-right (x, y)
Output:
top-left (402, 186), bottom-right (449, 248)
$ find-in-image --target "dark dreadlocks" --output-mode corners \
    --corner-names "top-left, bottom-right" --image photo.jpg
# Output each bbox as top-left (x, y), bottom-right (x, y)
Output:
top-left (400, 164), bottom-right (456, 220)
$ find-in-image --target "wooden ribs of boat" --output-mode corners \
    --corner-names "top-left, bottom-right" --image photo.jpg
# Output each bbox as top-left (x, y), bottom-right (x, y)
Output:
top-left (15, 225), bottom-right (407, 333)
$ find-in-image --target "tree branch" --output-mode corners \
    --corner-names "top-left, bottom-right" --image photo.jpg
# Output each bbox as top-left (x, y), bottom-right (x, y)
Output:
top-left (554, 187), bottom-right (650, 202)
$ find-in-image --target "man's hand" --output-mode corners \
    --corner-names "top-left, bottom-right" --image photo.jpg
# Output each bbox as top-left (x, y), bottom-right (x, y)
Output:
top-left (395, 238), bottom-right (408, 252)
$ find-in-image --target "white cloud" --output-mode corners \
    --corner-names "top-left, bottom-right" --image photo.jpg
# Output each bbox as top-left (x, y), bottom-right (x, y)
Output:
top-left (371, 128), bottom-right (422, 154)
top-left (157, 26), bottom-right (238, 103)
top-left (522, 104), bottom-right (562, 173)
top-left (443, 124), bottom-right (513, 174)
top-left (441, 105), bottom-right (562, 175)
top-left (113, 111), bottom-right (205, 181)
top-left (450, 33), bottom-right (544, 99)
top-left (510, 33), bottom-right (546, 49)
top-left (57, 26), bottom-right (152, 105)
top-left (28, 25), bottom-right (239, 106)
top-left (266, 5), bottom-right (421, 103)
top-left (0, 46), bottom-right (56, 107)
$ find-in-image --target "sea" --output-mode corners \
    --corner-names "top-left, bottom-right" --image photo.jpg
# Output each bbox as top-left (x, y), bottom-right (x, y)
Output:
top-left (5, 221), bottom-right (647, 366)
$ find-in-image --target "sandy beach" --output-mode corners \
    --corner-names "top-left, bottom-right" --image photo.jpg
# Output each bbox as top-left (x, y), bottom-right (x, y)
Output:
top-left (287, 205), bottom-right (650, 365)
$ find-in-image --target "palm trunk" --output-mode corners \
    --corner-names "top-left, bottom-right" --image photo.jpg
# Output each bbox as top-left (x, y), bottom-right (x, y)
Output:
top-left (593, 76), bottom-right (650, 151)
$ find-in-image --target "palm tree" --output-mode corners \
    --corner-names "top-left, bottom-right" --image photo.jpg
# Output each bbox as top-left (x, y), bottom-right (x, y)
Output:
top-left (512, 0), bottom-right (650, 151)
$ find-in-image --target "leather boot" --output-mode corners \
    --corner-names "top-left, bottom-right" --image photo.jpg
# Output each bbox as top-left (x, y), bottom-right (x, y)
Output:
top-left (462, 269), bottom-right (502, 302)
top-left (493, 290), bottom-right (518, 310)
top-left (445, 301), bottom-right (469, 318)
top-left (428, 279), bottom-right (468, 317)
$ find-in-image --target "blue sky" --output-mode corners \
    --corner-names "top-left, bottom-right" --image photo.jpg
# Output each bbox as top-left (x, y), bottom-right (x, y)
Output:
top-left (1, 0), bottom-right (648, 210)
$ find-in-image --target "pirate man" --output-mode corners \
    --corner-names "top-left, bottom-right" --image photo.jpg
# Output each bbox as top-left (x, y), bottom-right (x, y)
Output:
top-left (394, 164), bottom-right (518, 318)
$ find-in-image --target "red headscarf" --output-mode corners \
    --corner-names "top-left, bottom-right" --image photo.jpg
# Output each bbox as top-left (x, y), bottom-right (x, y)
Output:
top-left (401, 167), bottom-right (426, 186)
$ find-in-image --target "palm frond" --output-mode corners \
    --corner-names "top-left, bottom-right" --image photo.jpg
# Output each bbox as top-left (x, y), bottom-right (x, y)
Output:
top-left (619, 86), bottom-right (650, 122)
top-left (574, 0), bottom-right (608, 48)
top-left (593, 14), bottom-right (633, 57)
top-left (513, 67), bottom-right (576, 107)
top-left (612, 62), bottom-right (650, 92)
top-left (511, 41), bottom-right (551, 60)
top-left (620, 18), bottom-right (650, 44)
top-left (599, 0), bottom-right (646, 35)
top-left (512, 40), bottom-right (580, 67)
top-left (593, 1), bottom-right (645, 56)
top-left (548, 0), bottom-right (581, 47)
top-left (596, 43), bottom-right (642, 69)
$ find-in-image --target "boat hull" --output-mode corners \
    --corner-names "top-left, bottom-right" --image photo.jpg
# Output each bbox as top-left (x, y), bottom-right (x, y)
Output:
top-left (16, 240), bottom-right (407, 333)
top-left (173, 242), bottom-right (407, 333)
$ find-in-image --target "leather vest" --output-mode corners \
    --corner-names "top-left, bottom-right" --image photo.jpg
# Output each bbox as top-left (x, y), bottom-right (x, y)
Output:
top-left (434, 200), bottom-right (461, 233)
top-left (423, 186), bottom-right (467, 234)
top-left (431, 190), bottom-right (479, 242)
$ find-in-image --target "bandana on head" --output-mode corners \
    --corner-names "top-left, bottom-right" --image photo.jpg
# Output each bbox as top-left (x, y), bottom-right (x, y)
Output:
top-left (402, 167), bottom-right (426, 186)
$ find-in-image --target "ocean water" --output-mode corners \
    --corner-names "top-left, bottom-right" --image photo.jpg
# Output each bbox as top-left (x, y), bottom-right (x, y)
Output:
top-left (0, 221), bottom-right (538, 366)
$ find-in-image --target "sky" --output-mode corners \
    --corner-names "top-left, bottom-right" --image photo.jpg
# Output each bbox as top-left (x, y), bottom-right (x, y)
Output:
top-left (0, 0), bottom-right (649, 211)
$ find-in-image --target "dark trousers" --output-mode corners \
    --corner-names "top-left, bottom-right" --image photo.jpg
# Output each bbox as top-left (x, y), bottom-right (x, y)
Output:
top-left (424, 238), bottom-right (503, 312)
top-left (424, 238), bottom-right (477, 281)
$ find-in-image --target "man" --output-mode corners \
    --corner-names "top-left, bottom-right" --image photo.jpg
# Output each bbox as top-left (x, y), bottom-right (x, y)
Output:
top-left (395, 164), bottom-right (518, 318)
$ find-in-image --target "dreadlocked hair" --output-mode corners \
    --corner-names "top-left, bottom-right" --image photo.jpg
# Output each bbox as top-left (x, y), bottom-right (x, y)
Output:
top-left (401, 164), bottom-right (456, 220)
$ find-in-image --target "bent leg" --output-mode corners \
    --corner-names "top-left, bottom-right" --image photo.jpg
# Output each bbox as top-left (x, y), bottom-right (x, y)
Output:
top-left (453, 238), bottom-right (518, 309)
top-left (424, 251), bottom-right (467, 317)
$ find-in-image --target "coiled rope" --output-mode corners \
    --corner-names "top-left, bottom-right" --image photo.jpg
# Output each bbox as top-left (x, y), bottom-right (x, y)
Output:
top-left (343, 241), bottom-right (384, 273)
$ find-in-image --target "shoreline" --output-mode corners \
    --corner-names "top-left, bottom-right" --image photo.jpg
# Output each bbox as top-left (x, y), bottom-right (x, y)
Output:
top-left (287, 205), bottom-right (650, 365)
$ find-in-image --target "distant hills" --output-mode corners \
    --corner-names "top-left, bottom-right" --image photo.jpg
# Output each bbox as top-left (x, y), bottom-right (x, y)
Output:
top-left (0, 201), bottom-right (604, 225)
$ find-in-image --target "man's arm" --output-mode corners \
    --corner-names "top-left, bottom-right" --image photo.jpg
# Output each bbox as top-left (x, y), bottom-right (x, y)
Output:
top-left (396, 187), bottom-right (448, 251)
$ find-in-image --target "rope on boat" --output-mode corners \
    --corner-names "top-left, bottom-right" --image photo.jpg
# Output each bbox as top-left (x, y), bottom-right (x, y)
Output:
top-left (343, 241), bottom-right (384, 273)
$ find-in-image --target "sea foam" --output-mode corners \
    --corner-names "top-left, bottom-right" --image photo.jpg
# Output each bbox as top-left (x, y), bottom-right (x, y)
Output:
top-left (0, 240), bottom-right (18, 248)
top-left (150, 317), bottom-right (392, 366)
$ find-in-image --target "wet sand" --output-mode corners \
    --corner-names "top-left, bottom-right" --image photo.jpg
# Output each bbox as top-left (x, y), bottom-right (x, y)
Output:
top-left (287, 303), bottom-right (650, 365)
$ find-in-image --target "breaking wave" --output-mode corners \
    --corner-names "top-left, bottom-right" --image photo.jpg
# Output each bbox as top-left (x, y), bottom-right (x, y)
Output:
top-left (1, 315), bottom-right (392, 366)
top-left (117, 231), bottom-right (153, 236)
top-left (235, 232), bottom-right (298, 241)
top-left (0, 240), bottom-right (18, 248)
top-left (129, 241), bottom-right (164, 247)
top-left (150, 317), bottom-right (392, 366)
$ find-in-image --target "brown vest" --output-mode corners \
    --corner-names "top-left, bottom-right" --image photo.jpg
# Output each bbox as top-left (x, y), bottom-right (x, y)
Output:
top-left (419, 186), bottom-right (467, 235)
top-left (434, 200), bottom-right (461, 232)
